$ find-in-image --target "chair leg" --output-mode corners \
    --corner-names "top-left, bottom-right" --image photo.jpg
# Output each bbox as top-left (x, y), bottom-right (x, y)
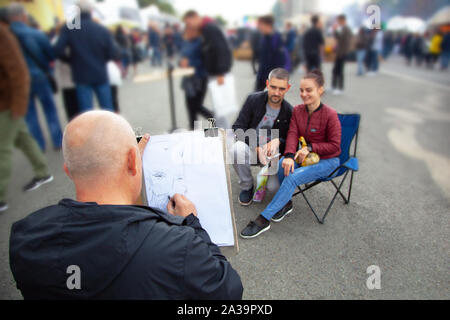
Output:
top-left (300, 189), bottom-right (322, 224)
top-left (347, 170), bottom-right (355, 204)
top-left (300, 171), bottom-right (350, 224)
top-left (320, 171), bottom-right (349, 223)
top-left (331, 179), bottom-right (349, 203)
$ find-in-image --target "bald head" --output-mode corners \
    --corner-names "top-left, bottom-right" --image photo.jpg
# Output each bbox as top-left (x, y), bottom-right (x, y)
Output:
top-left (63, 111), bottom-right (137, 180)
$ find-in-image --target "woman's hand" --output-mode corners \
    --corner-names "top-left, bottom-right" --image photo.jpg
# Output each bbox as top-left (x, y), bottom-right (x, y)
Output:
top-left (294, 147), bottom-right (310, 164)
top-left (282, 158), bottom-right (295, 177)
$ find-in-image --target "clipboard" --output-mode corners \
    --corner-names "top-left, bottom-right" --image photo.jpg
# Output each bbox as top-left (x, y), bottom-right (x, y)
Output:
top-left (140, 119), bottom-right (239, 255)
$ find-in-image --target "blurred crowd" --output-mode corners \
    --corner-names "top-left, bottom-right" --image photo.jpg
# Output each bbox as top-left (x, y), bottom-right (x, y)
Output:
top-left (246, 14), bottom-right (450, 83)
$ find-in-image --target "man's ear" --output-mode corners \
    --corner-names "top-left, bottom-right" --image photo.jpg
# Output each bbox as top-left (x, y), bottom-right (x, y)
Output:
top-left (266, 80), bottom-right (269, 89)
top-left (63, 163), bottom-right (72, 179)
top-left (127, 147), bottom-right (138, 176)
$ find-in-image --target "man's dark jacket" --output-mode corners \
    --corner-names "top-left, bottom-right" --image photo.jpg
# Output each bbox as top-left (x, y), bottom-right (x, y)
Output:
top-left (9, 199), bottom-right (243, 300)
top-left (232, 91), bottom-right (293, 154)
top-left (201, 20), bottom-right (232, 76)
top-left (54, 12), bottom-right (120, 85)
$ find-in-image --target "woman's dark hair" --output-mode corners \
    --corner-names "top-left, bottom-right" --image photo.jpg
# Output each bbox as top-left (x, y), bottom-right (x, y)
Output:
top-left (303, 69), bottom-right (325, 88)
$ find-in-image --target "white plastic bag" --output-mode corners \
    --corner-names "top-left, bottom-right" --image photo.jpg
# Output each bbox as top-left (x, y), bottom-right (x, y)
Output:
top-left (208, 74), bottom-right (238, 118)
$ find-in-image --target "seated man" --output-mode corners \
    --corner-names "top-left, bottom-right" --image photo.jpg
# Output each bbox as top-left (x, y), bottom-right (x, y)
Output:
top-left (9, 111), bottom-right (243, 300)
top-left (231, 68), bottom-right (293, 205)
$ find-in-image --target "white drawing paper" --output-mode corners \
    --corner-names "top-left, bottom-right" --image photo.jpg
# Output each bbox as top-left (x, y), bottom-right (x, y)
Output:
top-left (142, 131), bottom-right (235, 247)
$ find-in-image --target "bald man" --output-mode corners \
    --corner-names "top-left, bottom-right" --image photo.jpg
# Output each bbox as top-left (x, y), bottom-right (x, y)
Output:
top-left (9, 111), bottom-right (243, 300)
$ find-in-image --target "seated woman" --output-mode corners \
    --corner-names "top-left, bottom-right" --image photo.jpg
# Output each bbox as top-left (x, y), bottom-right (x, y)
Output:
top-left (240, 70), bottom-right (342, 239)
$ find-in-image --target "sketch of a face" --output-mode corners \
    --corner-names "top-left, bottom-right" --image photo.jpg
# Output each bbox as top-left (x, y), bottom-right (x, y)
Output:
top-left (144, 140), bottom-right (188, 212)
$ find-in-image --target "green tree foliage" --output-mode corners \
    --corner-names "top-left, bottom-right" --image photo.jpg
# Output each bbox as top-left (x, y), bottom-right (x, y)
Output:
top-left (215, 15), bottom-right (228, 27)
top-left (137, 0), bottom-right (176, 15)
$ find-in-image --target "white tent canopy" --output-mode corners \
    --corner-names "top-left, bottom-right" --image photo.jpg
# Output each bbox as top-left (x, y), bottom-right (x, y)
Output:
top-left (386, 16), bottom-right (426, 33)
top-left (427, 6), bottom-right (450, 26)
top-left (140, 5), bottom-right (180, 29)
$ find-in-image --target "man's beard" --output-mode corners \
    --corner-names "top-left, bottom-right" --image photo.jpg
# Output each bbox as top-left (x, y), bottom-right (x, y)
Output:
top-left (269, 95), bottom-right (281, 104)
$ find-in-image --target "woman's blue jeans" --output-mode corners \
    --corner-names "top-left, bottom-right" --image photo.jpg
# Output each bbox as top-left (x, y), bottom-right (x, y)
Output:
top-left (261, 157), bottom-right (340, 221)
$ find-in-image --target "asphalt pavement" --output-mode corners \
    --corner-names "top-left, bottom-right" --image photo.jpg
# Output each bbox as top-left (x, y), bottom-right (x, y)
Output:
top-left (0, 57), bottom-right (448, 299)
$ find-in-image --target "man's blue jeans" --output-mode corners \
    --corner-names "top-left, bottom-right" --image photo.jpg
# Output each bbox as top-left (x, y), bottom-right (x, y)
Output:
top-left (261, 157), bottom-right (340, 221)
top-left (151, 47), bottom-right (162, 66)
top-left (441, 51), bottom-right (450, 70)
top-left (76, 83), bottom-right (114, 113)
top-left (26, 75), bottom-right (63, 151)
top-left (369, 49), bottom-right (379, 72)
top-left (356, 49), bottom-right (366, 75)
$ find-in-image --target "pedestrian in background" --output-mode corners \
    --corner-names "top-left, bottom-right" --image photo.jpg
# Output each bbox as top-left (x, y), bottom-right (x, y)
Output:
top-left (355, 27), bottom-right (368, 76)
top-left (129, 28), bottom-right (143, 77)
top-left (255, 15), bottom-right (286, 92)
top-left (367, 29), bottom-right (383, 75)
top-left (302, 15), bottom-right (324, 72)
top-left (50, 22), bottom-right (79, 121)
top-left (440, 30), bottom-right (450, 71)
top-left (8, 3), bottom-right (63, 151)
top-left (147, 22), bottom-right (162, 67)
top-left (250, 29), bottom-right (261, 75)
top-left (428, 30), bottom-right (443, 69)
top-left (163, 23), bottom-right (176, 61)
top-left (180, 26), bottom-right (214, 130)
top-left (0, 13), bottom-right (53, 213)
top-left (412, 33), bottom-right (425, 67)
top-left (182, 10), bottom-right (233, 128)
top-left (54, 0), bottom-right (119, 113)
top-left (182, 10), bottom-right (233, 87)
top-left (331, 14), bottom-right (352, 94)
top-left (115, 25), bottom-right (132, 78)
top-left (284, 22), bottom-right (297, 71)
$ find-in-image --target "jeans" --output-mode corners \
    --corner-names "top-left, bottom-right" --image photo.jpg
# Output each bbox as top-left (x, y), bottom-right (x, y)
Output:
top-left (25, 75), bottom-right (63, 151)
top-left (261, 156), bottom-right (339, 220)
top-left (229, 140), bottom-right (280, 192)
top-left (305, 53), bottom-right (321, 72)
top-left (151, 47), bottom-right (162, 66)
top-left (368, 49), bottom-right (379, 72)
top-left (356, 49), bottom-right (366, 75)
top-left (184, 76), bottom-right (214, 130)
top-left (76, 83), bottom-right (114, 113)
top-left (0, 111), bottom-right (49, 202)
top-left (332, 56), bottom-right (346, 90)
top-left (441, 51), bottom-right (450, 70)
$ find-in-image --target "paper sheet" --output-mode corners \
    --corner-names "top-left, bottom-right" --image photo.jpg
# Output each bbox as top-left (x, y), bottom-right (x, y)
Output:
top-left (142, 131), bottom-right (235, 247)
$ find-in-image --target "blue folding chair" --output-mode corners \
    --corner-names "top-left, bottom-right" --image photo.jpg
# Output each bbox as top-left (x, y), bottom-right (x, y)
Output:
top-left (293, 113), bottom-right (360, 224)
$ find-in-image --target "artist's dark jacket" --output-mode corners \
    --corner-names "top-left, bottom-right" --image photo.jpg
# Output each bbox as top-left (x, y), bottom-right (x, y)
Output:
top-left (9, 199), bottom-right (243, 300)
top-left (232, 91), bottom-right (293, 154)
top-left (201, 18), bottom-right (232, 76)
